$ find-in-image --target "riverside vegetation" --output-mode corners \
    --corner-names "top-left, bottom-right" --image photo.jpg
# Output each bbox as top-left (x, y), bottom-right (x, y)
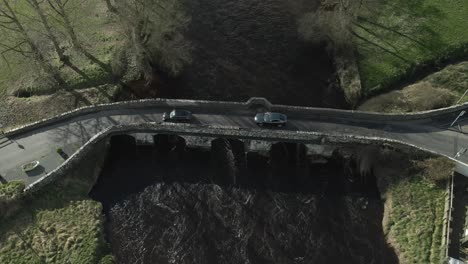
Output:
top-left (0, 161), bottom-right (111, 263)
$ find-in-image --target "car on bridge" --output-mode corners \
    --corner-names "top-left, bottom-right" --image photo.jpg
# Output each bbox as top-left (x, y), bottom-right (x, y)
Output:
top-left (162, 109), bottom-right (193, 122)
top-left (254, 112), bottom-right (287, 127)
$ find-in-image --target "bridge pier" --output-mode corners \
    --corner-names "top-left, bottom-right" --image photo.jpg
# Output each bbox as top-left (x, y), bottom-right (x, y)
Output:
top-left (153, 134), bottom-right (185, 154)
top-left (267, 142), bottom-right (309, 192)
top-left (210, 138), bottom-right (237, 186)
top-left (167, 136), bottom-right (187, 163)
top-left (246, 151), bottom-right (269, 189)
top-left (228, 139), bottom-right (248, 186)
top-left (268, 142), bottom-right (288, 191)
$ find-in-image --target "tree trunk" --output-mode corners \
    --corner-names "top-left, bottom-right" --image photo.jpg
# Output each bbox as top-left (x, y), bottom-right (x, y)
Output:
top-left (1, 0), bottom-right (66, 87)
top-left (131, 25), bottom-right (154, 85)
top-left (27, 0), bottom-right (90, 82)
top-left (50, 0), bottom-right (111, 72)
top-left (103, 0), bottom-right (118, 14)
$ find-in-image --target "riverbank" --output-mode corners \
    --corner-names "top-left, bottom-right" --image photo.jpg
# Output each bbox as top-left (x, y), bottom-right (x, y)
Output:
top-left (0, 138), bottom-right (111, 263)
top-left (358, 61), bottom-right (468, 112)
top-left (355, 0), bottom-right (468, 96)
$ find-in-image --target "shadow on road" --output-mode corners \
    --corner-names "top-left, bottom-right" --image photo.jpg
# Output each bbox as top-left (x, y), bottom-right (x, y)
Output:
top-left (25, 165), bottom-right (45, 177)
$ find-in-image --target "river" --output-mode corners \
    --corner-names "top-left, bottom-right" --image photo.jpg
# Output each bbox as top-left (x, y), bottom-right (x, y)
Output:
top-left (158, 0), bottom-right (347, 108)
top-left (89, 136), bottom-right (398, 264)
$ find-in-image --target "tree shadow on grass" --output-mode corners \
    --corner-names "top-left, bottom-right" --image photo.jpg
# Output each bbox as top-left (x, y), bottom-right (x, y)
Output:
top-left (354, 0), bottom-right (446, 62)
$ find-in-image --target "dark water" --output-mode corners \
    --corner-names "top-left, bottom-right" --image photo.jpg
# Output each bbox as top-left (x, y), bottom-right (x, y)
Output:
top-left (159, 0), bottom-right (346, 108)
top-left (90, 136), bottom-right (398, 264)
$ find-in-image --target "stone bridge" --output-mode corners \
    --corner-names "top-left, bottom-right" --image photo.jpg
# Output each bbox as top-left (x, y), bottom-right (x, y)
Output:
top-left (1, 97), bottom-right (468, 190)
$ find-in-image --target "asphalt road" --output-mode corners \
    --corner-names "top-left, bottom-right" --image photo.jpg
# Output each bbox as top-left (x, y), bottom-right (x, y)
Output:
top-left (1, 107), bottom-right (468, 186)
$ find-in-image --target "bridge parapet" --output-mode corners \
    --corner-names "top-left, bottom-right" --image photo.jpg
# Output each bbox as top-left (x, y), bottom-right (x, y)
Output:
top-left (5, 97), bottom-right (468, 139)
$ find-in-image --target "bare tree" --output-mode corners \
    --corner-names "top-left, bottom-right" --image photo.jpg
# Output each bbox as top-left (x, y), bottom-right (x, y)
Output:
top-left (297, 0), bottom-right (379, 107)
top-left (103, 0), bottom-right (118, 14)
top-left (46, 0), bottom-right (111, 72)
top-left (0, 0), bottom-right (66, 87)
top-left (298, 0), bottom-right (368, 51)
top-left (26, 0), bottom-right (91, 81)
top-left (105, 0), bottom-right (192, 85)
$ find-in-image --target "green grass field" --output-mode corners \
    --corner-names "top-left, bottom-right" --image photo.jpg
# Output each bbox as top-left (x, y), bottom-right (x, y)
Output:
top-left (355, 0), bottom-right (468, 96)
top-left (0, 0), bottom-right (119, 96)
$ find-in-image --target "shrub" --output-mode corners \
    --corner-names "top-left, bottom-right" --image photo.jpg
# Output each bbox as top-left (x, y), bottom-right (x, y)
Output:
top-left (414, 157), bottom-right (454, 183)
top-left (99, 255), bottom-right (116, 264)
top-left (0, 181), bottom-right (25, 220)
top-left (0, 181), bottom-right (25, 200)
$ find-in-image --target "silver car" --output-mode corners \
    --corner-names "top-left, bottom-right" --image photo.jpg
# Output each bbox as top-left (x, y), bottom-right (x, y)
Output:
top-left (254, 112), bottom-right (287, 127)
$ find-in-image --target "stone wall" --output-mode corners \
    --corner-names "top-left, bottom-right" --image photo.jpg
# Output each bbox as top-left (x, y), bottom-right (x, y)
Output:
top-left (25, 135), bottom-right (109, 193)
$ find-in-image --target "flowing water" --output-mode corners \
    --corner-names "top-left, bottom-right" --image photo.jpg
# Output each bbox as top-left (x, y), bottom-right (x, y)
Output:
top-left (90, 136), bottom-right (398, 264)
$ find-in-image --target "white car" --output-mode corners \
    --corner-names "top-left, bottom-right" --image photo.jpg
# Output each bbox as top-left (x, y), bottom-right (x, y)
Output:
top-left (22, 160), bottom-right (40, 172)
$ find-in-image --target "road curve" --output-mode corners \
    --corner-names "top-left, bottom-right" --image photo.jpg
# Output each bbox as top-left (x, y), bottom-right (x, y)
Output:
top-left (2, 97), bottom-right (468, 187)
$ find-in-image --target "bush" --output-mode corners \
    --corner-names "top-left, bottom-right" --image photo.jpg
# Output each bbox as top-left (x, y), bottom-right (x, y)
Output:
top-left (99, 255), bottom-right (116, 264)
top-left (358, 82), bottom-right (456, 113)
top-left (110, 45), bottom-right (128, 80)
top-left (414, 157), bottom-right (454, 183)
top-left (0, 181), bottom-right (25, 200)
top-left (0, 181), bottom-right (25, 220)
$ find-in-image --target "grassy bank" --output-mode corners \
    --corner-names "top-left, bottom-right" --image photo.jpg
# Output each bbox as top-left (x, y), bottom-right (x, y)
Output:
top-left (0, 85), bottom-right (121, 130)
top-left (358, 61), bottom-right (468, 112)
top-left (378, 155), bottom-right (453, 263)
top-left (0, 176), bottom-right (112, 263)
top-left (0, 181), bottom-right (24, 200)
top-left (355, 0), bottom-right (468, 96)
top-left (385, 176), bottom-right (446, 263)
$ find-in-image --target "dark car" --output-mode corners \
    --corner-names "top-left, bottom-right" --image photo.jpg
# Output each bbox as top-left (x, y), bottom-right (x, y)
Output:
top-left (162, 109), bottom-right (192, 122)
top-left (254, 112), bottom-right (287, 127)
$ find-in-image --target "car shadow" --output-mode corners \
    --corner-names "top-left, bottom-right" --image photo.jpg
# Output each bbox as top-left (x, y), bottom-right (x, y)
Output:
top-left (162, 118), bottom-right (202, 125)
top-left (190, 117), bottom-right (202, 125)
top-left (25, 165), bottom-right (46, 177)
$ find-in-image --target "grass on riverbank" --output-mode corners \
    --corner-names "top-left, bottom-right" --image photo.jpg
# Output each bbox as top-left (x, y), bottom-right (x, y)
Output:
top-left (0, 175), bottom-right (111, 263)
top-left (0, 181), bottom-right (24, 200)
top-left (355, 0), bottom-right (468, 96)
top-left (0, 181), bottom-right (25, 220)
top-left (358, 61), bottom-right (468, 112)
top-left (0, 84), bottom-right (121, 130)
top-left (385, 176), bottom-right (446, 263)
top-left (379, 156), bottom-right (452, 263)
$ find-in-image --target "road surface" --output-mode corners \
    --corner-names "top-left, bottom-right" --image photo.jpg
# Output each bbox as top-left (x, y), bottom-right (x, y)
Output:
top-left (1, 102), bottom-right (468, 186)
